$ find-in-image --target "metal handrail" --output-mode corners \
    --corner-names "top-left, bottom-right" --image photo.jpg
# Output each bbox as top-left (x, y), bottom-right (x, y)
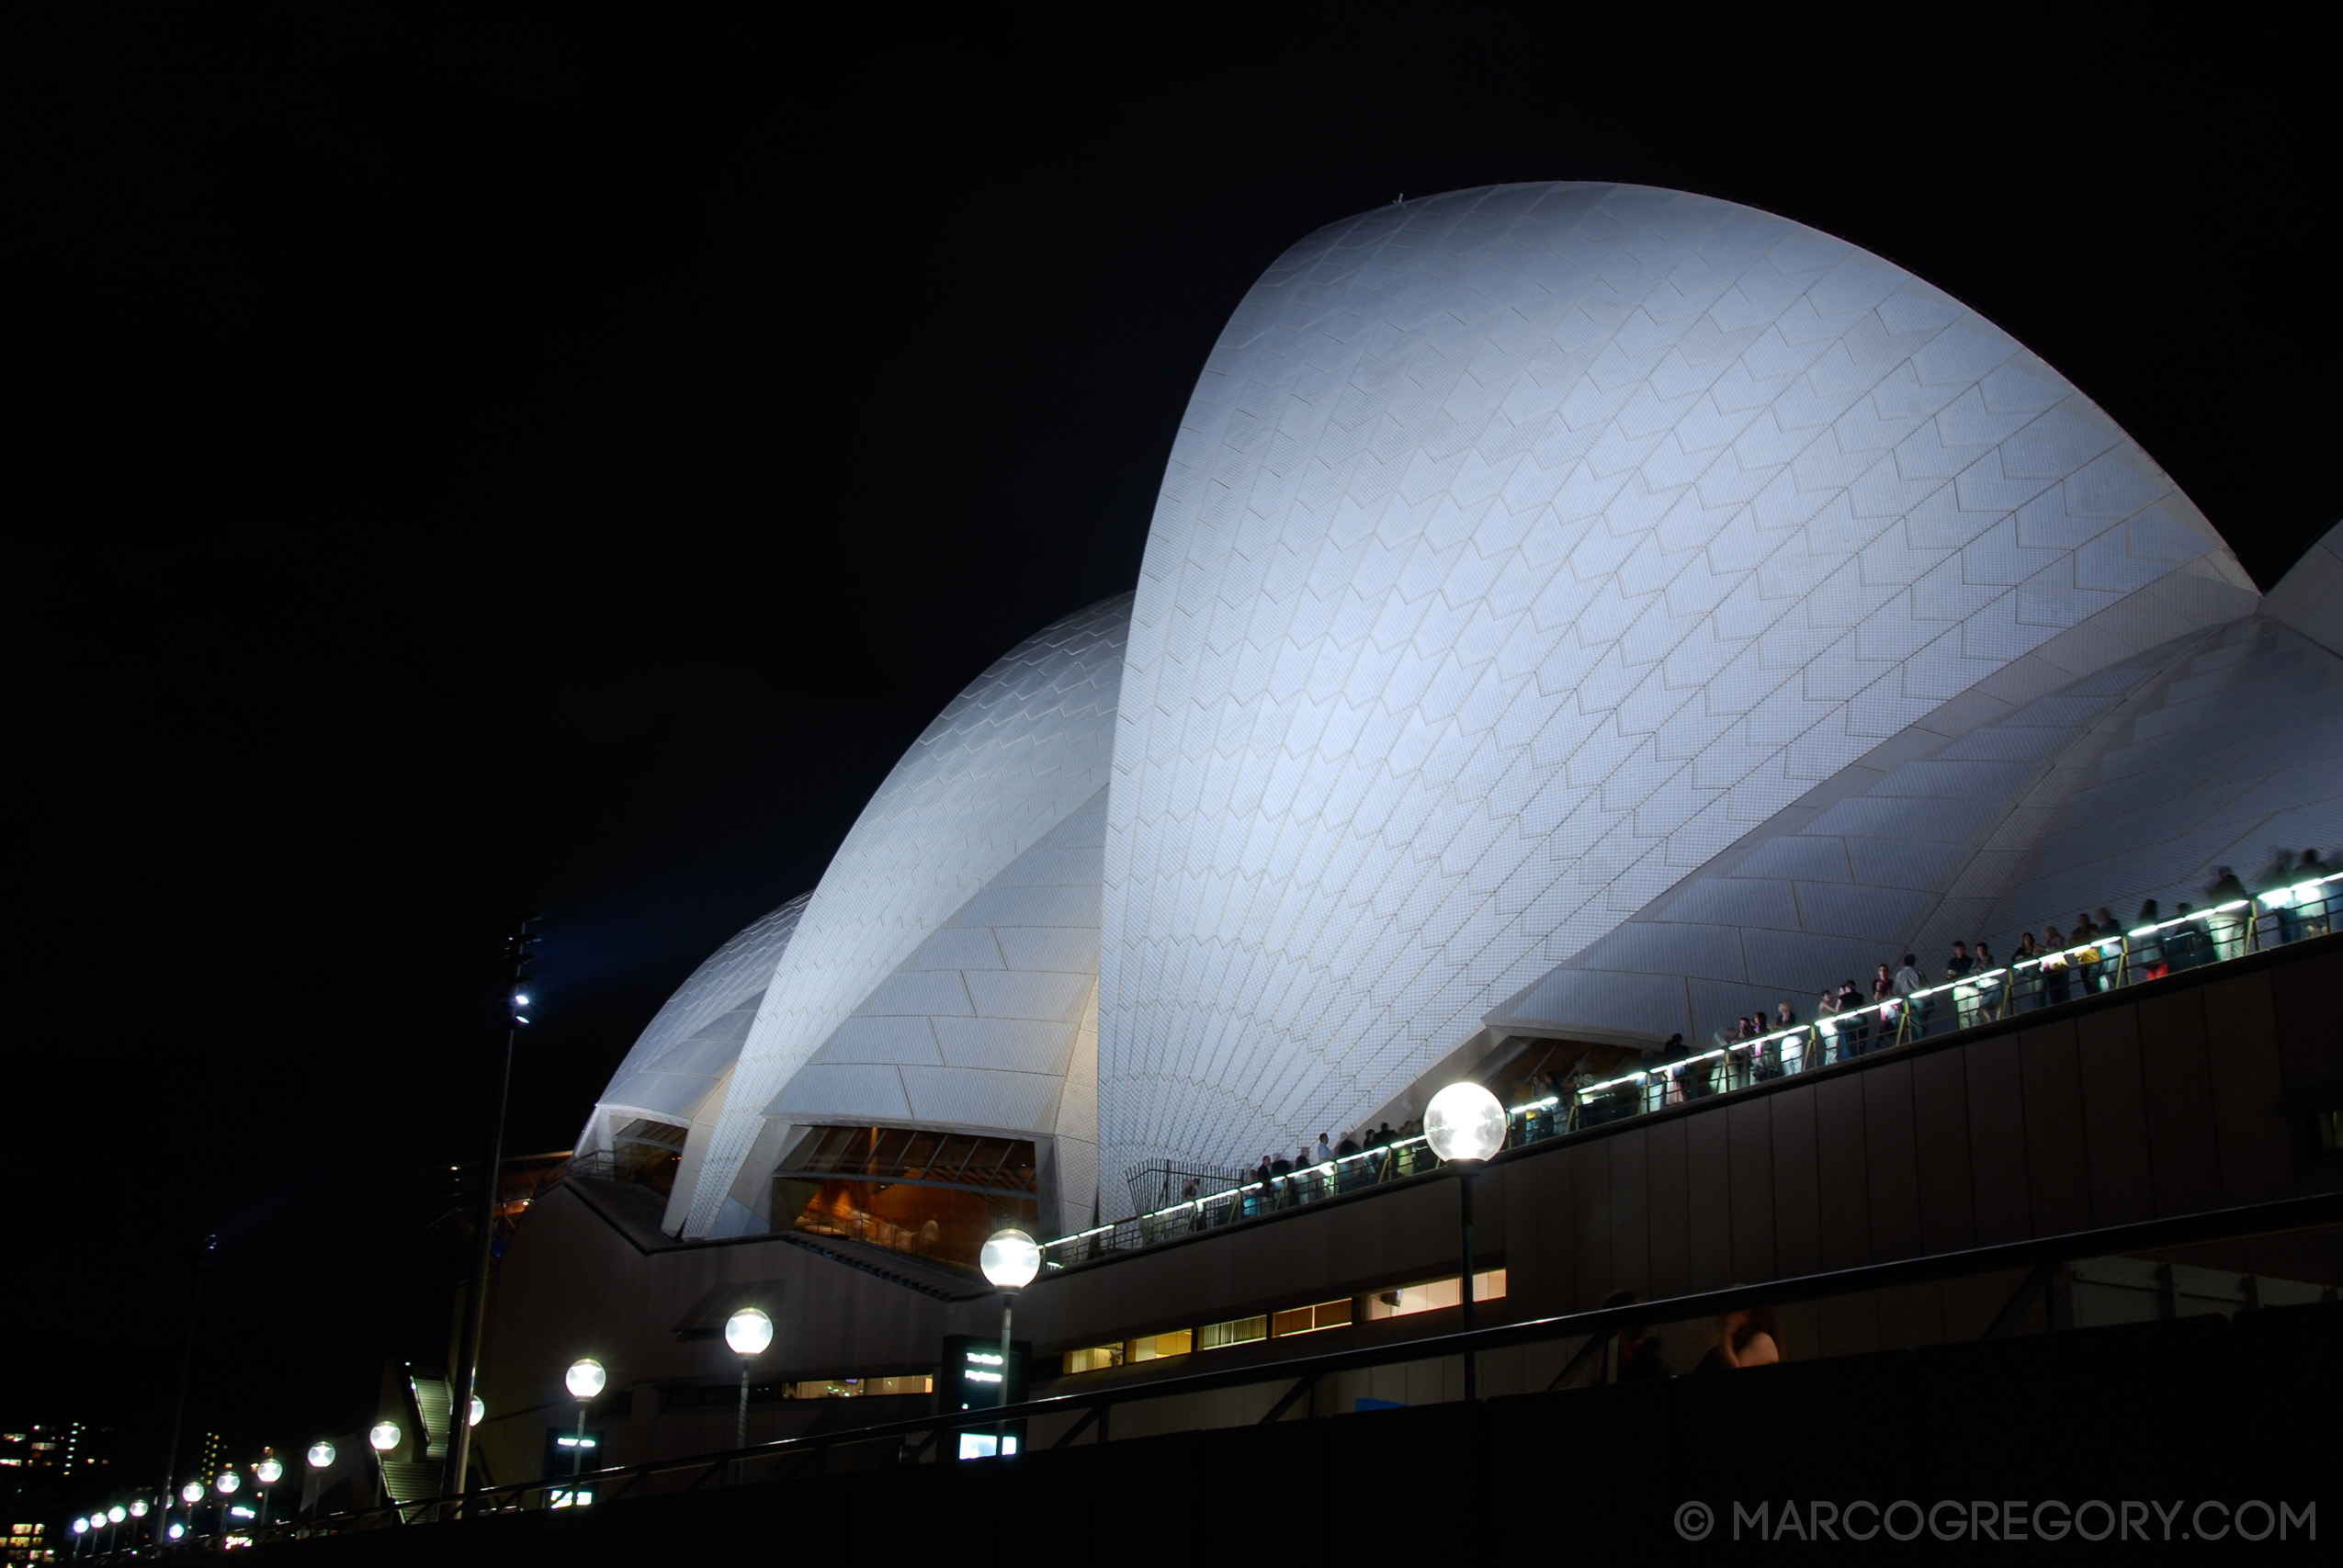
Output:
top-left (185, 1189), bottom-right (2343, 1551)
top-left (1043, 875), bottom-right (2338, 1268)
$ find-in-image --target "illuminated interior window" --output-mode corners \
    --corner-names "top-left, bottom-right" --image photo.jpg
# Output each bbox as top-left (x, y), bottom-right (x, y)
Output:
top-left (1198, 1315), bottom-right (1267, 1350)
top-left (1359, 1269), bottom-right (1508, 1320)
top-left (1061, 1344), bottom-right (1125, 1375)
top-left (1127, 1329), bottom-right (1192, 1363)
top-left (1271, 1298), bottom-right (1353, 1337)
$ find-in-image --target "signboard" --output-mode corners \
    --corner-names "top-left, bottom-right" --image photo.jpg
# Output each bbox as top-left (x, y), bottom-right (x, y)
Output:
top-left (938, 1334), bottom-right (1028, 1459)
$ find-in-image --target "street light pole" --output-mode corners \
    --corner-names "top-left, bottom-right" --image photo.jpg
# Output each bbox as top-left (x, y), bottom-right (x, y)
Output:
top-left (1422, 1082), bottom-right (1508, 1405)
top-left (723, 1307), bottom-right (774, 1452)
top-left (563, 1359), bottom-right (606, 1492)
top-left (153, 1234), bottom-right (218, 1550)
top-left (443, 914), bottom-right (541, 1508)
top-left (979, 1229), bottom-right (1041, 1458)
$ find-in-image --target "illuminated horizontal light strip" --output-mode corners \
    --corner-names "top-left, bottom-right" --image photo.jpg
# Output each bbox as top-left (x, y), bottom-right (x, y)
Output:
top-left (1044, 1137), bottom-right (1440, 1256)
top-left (1043, 874), bottom-right (2338, 1264)
top-left (2256, 872), bottom-right (2341, 908)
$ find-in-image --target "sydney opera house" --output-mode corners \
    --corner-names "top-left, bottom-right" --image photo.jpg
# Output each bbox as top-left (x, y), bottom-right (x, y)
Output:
top-left (416, 184), bottom-right (2340, 1508)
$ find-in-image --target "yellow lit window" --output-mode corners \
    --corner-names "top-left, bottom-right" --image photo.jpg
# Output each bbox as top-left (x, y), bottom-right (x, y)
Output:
top-left (1198, 1314), bottom-right (1267, 1350)
top-left (1271, 1298), bottom-right (1353, 1337)
top-left (1360, 1269), bottom-right (1507, 1320)
top-left (870, 1374), bottom-right (932, 1396)
top-left (1062, 1344), bottom-right (1125, 1375)
top-left (1126, 1329), bottom-right (1193, 1363)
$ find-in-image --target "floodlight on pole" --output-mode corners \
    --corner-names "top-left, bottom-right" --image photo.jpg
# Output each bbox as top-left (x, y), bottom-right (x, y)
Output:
top-left (565, 1358), bottom-right (605, 1480)
top-left (367, 1421), bottom-right (400, 1511)
top-left (979, 1228), bottom-right (1039, 1459)
top-left (723, 1307), bottom-right (773, 1450)
top-left (1423, 1080), bottom-right (1507, 1402)
top-left (252, 1451), bottom-right (283, 1529)
top-left (444, 911), bottom-right (543, 1509)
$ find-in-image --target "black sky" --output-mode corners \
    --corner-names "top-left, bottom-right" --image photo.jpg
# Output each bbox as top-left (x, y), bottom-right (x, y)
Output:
top-left (6, 5), bottom-right (2334, 1493)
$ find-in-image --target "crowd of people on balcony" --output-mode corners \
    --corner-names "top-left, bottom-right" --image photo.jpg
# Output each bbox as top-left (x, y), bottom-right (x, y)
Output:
top-left (1589, 852), bottom-right (2338, 1117)
top-left (1081, 852), bottom-right (2336, 1258)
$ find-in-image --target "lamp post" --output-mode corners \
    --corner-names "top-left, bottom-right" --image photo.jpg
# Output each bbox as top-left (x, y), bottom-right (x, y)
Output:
top-left (254, 1453), bottom-right (282, 1529)
top-left (444, 914), bottom-right (542, 1507)
top-left (305, 1441), bottom-right (336, 1519)
top-left (106, 1505), bottom-right (126, 1556)
top-left (722, 1307), bottom-right (774, 1450)
top-left (979, 1228), bottom-right (1041, 1458)
top-left (153, 1233), bottom-right (219, 1550)
top-left (367, 1422), bottom-right (401, 1510)
top-left (1423, 1081), bottom-right (1507, 1403)
top-left (181, 1479), bottom-right (206, 1539)
top-left (564, 1358), bottom-right (606, 1485)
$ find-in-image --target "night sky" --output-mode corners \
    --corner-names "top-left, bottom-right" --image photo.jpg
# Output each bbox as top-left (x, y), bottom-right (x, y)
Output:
top-left (8, 7), bottom-right (2333, 1496)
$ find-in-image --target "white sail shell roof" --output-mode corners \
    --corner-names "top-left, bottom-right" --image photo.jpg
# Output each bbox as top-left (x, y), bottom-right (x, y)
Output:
top-left (679, 593), bottom-right (1131, 1235)
top-left (578, 892), bottom-right (808, 1152)
top-left (1096, 181), bottom-right (2257, 1194)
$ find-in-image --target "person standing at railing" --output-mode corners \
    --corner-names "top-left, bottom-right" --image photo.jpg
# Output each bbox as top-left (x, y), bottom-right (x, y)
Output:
top-left (1863, 964), bottom-right (1893, 1054)
top-left (1972, 941), bottom-right (2001, 1018)
top-left (1834, 980), bottom-right (1865, 1061)
top-left (1892, 954), bottom-right (1924, 1041)
top-left (1814, 986), bottom-right (1841, 1060)
top-left (2131, 902), bottom-right (2166, 980)
top-left (2169, 903), bottom-right (2208, 972)
top-left (1945, 941), bottom-right (1977, 1029)
top-left (2207, 868), bottom-right (2250, 959)
top-left (2093, 909), bottom-right (2123, 990)
top-left (2041, 926), bottom-right (2073, 1008)
top-left (1695, 1306), bottom-right (1783, 1372)
top-left (2302, 851), bottom-right (2336, 938)
top-left (2010, 931), bottom-right (2042, 1010)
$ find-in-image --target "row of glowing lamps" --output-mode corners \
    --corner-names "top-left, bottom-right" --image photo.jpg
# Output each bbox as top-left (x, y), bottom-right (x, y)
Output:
top-left (66, 1450), bottom-right (295, 1546)
top-left (71, 1092), bottom-right (1511, 1534)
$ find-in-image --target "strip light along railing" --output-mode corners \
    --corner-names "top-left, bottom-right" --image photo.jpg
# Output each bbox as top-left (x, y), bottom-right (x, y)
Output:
top-left (1041, 874), bottom-right (2336, 1269)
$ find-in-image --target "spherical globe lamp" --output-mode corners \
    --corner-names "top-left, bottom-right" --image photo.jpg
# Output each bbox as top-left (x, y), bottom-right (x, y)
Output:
top-left (979, 1228), bottom-right (1041, 1290)
top-left (72, 1519), bottom-right (88, 1536)
top-left (130, 1500), bottom-right (150, 1519)
top-left (168, 1523), bottom-right (186, 1540)
top-left (108, 1506), bottom-right (126, 1524)
top-left (255, 1456), bottom-right (283, 1487)
top-left (181, 1482), bottom-right (205, 1505)
top-left (565, 1358), bottom-right (608, 1400)
top-left (306, 1440), bottom-right (336, 1470)
top-left (723, 1306), bottom-right (774, 1358)
top-left (367, 1421), bottom-right (401, 1453)
top-left (469, 1396), bottom-right (485, 1427)
top-left (1424, 1081), bottom-right (1508, 1164)
top-left (215, 1470), bottom-right (240, 1495)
